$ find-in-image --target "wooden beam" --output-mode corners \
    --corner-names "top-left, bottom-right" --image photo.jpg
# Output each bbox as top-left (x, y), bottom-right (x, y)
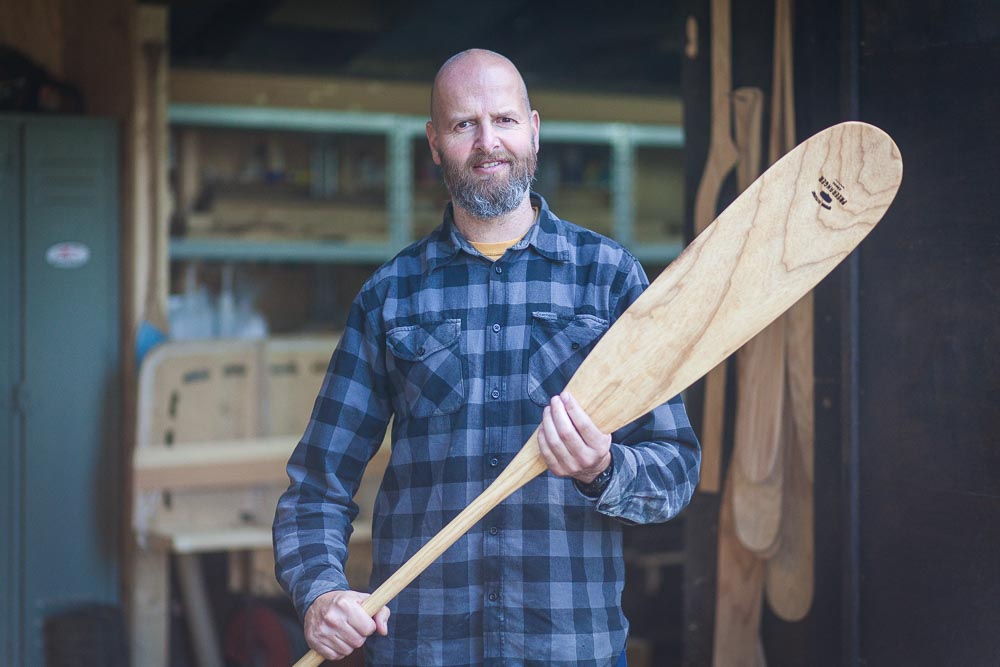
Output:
top-left (133, 435), bottom-right (297, 491)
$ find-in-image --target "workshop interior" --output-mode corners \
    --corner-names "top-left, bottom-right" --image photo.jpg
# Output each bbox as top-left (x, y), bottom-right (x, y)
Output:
top-left (1, 0), bottom-right (997, 665)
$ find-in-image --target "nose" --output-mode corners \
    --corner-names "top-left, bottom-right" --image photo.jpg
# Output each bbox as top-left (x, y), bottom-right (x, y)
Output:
top-left (474, 122), bottom-right (500, 152)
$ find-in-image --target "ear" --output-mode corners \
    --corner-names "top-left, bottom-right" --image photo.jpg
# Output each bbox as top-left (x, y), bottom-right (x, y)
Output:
top-left (426, 121), bottom-right (441, 165)
top-left (531, 110), bottom-right (540, 153)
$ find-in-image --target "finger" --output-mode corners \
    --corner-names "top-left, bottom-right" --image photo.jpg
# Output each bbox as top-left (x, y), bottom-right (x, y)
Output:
top-left (540, 405), bottom-right (573, 475)
top-left (536, 407), bottom-right (561, 474)
top-left (324, 622), bottom-right (367, 652)
top-left (373, 605), bottom-right (391, 636)
top-left (551, 396), bottom-right (586, 460)
top-left (551, 395), bottom-right (608, 475)
top-left (561, 390), bottom-right (611, 451)
top-left (321, 606), bottom-right (368, 649)
top-left (311, 635), bottom-right (349, 661)
top-left (345, 598), bottom-right (379, 639)
top-left (326, 634), bottom-right (356, 659)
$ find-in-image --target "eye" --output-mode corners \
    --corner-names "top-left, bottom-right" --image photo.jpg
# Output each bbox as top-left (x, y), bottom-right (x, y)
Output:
top-left (498, 117), bottom-right (516, 124)
top-left (455, 120), bottom-right (474, 131)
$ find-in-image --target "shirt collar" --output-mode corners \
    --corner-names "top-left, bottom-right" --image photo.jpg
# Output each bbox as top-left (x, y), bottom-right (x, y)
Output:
top-left (425, 193), bottom-right (571, 273)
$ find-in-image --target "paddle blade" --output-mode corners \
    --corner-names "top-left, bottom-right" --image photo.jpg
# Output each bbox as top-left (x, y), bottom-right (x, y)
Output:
top-left (566, 121), bottom-right (902, 433)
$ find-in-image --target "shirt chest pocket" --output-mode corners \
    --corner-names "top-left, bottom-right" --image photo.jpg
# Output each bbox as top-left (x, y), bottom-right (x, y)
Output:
top-left (527, 312), bottom-right (609, 407)
top-left (386, 318), bottom-right (466, 419)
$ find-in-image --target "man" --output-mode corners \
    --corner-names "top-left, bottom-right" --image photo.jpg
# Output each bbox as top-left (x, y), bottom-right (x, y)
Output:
top-left (273, 49), bottom-right (700, 666)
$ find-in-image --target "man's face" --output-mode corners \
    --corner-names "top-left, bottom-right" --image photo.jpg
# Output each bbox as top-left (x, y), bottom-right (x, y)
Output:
top-left (426, 58), bottom-right (540, 220)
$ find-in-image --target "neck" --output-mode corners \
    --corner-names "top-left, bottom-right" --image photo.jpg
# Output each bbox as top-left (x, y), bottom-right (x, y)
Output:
top-left (451, 196), bottom-right (536, 243)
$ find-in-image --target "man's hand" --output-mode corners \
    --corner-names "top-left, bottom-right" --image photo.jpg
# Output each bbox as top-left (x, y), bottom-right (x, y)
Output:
top-left (304, 590), bottom-right (390, 661)
top-left (537, 390), bottom-right (612, 484)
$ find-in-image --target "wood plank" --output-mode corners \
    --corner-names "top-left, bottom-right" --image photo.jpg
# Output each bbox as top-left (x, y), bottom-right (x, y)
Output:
top-left (133, 435), bottom-right (297, 491)
top-left (130, 547), bottom-right (169, 667)
top-left (163, 527), bottom-right (277, 554)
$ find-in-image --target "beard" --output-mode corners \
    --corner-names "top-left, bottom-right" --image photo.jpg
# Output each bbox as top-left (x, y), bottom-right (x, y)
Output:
top-left (440, 142), bottom-right (537, 220)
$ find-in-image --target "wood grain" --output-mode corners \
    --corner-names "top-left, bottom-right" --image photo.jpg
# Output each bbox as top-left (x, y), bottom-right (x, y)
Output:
top-left (732, 432), bottom-right (784, 557)
top-left (729, 81), bottom-right (785, 557)
top-left (693, 0), bottom-right (740, 494)
top-left (786, 291), bottom-right (815, 481)
top-left (734, 318), bottom-right (787, 483)
top-left (731, 86), bottom-right (784, 486)
top-left (763, 0), bottom-right (815, 622)
top-left (733, 87), bottom-right (764, 191)
top-left (713, 467), bottom-right (764, 667)
top-left (292, 122), bottom-right (903, 667)
top-left (764, 403), bottom-right (814, 621)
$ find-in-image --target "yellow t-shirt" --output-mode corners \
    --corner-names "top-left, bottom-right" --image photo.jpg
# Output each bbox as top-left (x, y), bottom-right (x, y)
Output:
top-left (469, 208), bottom-right (538, 261)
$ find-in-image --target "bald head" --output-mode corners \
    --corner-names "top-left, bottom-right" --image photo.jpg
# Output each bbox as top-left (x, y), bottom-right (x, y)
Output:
top-left (429, 49), bottom-right (532, 126)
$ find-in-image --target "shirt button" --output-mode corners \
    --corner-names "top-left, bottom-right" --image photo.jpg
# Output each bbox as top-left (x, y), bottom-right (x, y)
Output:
top-left (571, 342), bottom-right (580, 350)
top-left (491, 388), bottom-right (500, 399)
top-left (492, 323), bottom-right (501, 333)
top-left (488, 592), bottom-right (498, 602)
top-left (489, 526), bottom-right (499, 535)
top-left (416, 346), bottom-right (425, 355)
top-left (494, 265), bottom-right (503, 274)
top-left (489, 456), bottom-right (499, 467)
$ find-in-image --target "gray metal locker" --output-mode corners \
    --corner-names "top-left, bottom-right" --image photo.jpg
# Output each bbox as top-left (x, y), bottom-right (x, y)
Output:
top-left (1, 114), bottom-right (120, 666)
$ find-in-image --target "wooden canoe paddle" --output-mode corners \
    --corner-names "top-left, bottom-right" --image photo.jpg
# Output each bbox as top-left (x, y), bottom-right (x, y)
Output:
top-left (762, 0), bottom-right (818, 624)
top-left (713, 466), bottom-right (765, 667)
top-left (292, 122), bottom-right (902, 666)
top-left (728, 84), bottom-right (787, 557)
top-left (764, 386), bottom-right (814, 621)
top-left (729, 85), bottom-right (787, 557)
top-left (693, 0), bottom-right (740, 494)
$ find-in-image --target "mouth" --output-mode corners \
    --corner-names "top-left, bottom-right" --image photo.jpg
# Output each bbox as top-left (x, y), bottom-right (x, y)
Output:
top-left (472, 158), bottom-right (509, 174)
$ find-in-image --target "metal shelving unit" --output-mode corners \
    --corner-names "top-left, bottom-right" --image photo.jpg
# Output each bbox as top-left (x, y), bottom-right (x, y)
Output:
top-left (168, 103), bottom-right (684, 265)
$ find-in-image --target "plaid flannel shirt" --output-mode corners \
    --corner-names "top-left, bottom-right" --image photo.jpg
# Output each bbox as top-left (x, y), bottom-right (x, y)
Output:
top-left (273, 193), bottom-right (700, 667)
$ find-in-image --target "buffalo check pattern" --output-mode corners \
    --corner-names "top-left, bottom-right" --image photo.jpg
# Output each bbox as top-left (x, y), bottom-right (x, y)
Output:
top-left (273, 194), bottom-right (701, 667)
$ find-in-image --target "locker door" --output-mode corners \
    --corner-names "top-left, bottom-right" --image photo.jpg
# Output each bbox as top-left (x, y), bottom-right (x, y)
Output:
top-left (21, 117), bottom-right (120, 665)
top-left (0, 119), bottom-right (23, 667)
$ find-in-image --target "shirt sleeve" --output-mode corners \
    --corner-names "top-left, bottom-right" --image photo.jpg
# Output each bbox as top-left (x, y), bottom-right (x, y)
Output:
top-left (272, 286), bottom-right (392, 619)
top-left (576, 252), bottom-right (701, 523)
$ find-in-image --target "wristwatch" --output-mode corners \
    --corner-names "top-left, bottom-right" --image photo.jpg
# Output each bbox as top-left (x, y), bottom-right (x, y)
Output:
top-left (575, 456), bottom-right (614, 498)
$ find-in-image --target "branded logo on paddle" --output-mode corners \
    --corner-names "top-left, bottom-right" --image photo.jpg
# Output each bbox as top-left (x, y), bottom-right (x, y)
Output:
top-left (812, 175), bottom-right (847, 210)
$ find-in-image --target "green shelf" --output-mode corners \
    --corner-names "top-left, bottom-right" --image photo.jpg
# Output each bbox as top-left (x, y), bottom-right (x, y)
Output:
top-left (169, 103), bottom-right (684, 265)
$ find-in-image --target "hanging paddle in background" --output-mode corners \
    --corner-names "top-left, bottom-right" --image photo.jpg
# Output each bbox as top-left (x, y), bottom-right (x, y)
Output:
top-left (714, 84), bottom-right (779, 663)
top-left (692, 0), bottom-right (740, 494)
top-left (729, 84), bottom-right (787, 559)
top-left (713, 465), bottom-right (765, 667)
top-left (762, 0), bottom-right (817, 623)
top-left (292, 121), bottom-right (903, 667)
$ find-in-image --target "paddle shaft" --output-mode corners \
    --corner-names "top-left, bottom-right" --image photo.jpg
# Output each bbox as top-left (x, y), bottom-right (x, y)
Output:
top-left (294, 436), bottom-right (547, 667)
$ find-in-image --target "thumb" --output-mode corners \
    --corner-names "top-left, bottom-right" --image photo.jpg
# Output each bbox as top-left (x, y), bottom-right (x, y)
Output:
top-left (374, 605), bottom-right (391, 636)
